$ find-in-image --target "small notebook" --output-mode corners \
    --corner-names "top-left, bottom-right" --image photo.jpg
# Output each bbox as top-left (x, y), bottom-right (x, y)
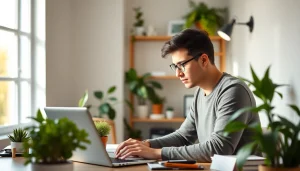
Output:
top-left (147, 162), bottom-right (204, 170)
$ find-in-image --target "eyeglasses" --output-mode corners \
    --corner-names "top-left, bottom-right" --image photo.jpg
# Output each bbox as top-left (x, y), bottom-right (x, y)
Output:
top-left (169, 53), bottom-right (203, 72)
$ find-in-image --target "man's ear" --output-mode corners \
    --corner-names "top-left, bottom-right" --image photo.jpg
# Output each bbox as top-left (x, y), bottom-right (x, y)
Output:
top-left (200, 54), bottom-right (210, 67)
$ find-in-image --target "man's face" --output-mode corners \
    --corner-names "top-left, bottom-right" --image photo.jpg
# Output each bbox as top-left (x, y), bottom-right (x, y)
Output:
top-left (171, 49), bottom-right (205, 88)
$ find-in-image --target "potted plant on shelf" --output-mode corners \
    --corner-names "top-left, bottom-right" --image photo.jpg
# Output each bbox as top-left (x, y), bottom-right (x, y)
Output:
top-left (125, 68), bottom-right (162, 118)
top-left (124, 118), bottom-right (142, 141)
top-left (165, 106), bottom-right (174, 119)
top-left (183, 0), bottom-right (227, 35)
top-left (223, 66), bottom-right (300, 171)
top-left (7, 128), bottom-right (30, 153)
top-left (133, 7), bottom-right (145, 36)
top-left (94, 120), bottom-right (111, 148)
top-left (23, 109), bottom-right (90, 171)
top-left (94, 85), bottom-right (118, 120)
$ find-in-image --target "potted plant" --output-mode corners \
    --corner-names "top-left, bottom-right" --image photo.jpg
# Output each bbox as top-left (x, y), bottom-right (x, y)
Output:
top-left (7, 128), bottom-right (30, 153)
top-left (149, 94), bottom-right (165, 115)
top-left (133, 7), bottom-right (145, 36)
top-left (223, 66), bottom-right (300, 171)
top-left (94, 120), bottom-right (111, 148)
top-left (183, 0), bottom-right (227, 35)
top-left (94, 85), bottom-right (118, 120)
top-left (23, 109), bottom-right (90, 171)
top-left (124, 118), bottom-right (142, 141)
top-left (165, 106), bottom-right (174, 119)
top-left (125, 68), bottom-right (162, 118)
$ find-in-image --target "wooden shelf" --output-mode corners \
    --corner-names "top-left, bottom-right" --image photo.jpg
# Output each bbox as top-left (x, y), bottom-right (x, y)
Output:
top-left (132, 35), bottom-right (222, 41)
top-left (132, 117), bottom-right (185, 123)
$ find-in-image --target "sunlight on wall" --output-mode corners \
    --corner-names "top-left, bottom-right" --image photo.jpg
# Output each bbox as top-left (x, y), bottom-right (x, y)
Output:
top-left (0, 49), bottom-right (8, 125)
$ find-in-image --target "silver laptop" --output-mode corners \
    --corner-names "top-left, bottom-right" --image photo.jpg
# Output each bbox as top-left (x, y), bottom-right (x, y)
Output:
top-left (43, 107), bottom-right (155, 167)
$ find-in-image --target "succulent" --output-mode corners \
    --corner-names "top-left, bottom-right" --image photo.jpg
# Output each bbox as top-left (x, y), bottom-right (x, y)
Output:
top-left (94, 121), bottom-right (111, 137)
top-left (7, 128), bottom-right (30, 142)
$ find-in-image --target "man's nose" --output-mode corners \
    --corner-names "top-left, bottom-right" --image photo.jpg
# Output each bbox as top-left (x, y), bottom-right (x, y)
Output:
top-left (175, 68), bottom-right (183, 78)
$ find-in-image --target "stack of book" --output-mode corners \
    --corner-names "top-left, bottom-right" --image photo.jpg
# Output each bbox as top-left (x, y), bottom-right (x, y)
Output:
top-left (242, 155), bottom-right (265, 171)
top-left (211, 155), bottom-right (265, 171)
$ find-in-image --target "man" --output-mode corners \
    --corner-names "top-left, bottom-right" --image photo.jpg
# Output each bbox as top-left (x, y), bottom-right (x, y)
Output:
top-left (115, 29), bottom-right (259, 162)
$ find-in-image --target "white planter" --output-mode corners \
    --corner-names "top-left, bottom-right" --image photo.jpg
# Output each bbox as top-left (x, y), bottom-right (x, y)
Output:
top-left (137, 105), bottom-right (148, 118)
top-left (135, 26), bottom-right (145, 36)
top-left (166, 111), bottom-right (174, 119)
top-left (10, 142), bottom-right (23, 153)
top-left (31, 161), bottom-right (73, 171)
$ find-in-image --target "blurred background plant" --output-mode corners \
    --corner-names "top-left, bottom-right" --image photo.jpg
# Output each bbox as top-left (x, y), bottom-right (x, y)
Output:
top-left (183, 0), bottom-right (227, 35)
top-left (223, 66), bottom-right (300, 170)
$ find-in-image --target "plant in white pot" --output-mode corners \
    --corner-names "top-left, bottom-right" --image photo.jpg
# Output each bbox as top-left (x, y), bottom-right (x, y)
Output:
top-left (23, 109), bottom-right (90, 171)
top-left (133, 7), bottom-right (145, 36)
top-left (125, 68), bottom-right (162, 118)
top-left (94, 120), bottom-right (111, 148)
top-left (223, 66), bottom-right (300, 171)
top-left (165, 106), bottom-right (174, 119)
top-left (7, 128), bottom-right (30, 153)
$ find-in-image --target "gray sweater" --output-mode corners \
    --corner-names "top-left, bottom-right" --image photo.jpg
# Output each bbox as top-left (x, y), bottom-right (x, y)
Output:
top-left (148, 73), bottom-right (259, 162)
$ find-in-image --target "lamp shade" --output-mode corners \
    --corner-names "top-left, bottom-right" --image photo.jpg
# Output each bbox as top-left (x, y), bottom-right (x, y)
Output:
top-left (217, 19), bottom-right (236, 41)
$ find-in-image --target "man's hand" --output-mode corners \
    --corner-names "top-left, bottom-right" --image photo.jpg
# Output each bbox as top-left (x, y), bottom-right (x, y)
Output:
top-left (115, 138), bottom-right (162, 160)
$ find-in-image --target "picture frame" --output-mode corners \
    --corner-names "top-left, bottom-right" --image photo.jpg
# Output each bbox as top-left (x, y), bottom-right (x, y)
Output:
top-left (184, 95), bottom-right (194, 118)
top-left (168, 20), bottom-right (185, 36)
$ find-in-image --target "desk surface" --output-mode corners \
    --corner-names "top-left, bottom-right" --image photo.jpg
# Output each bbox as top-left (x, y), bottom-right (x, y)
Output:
top-left (0, 157), bottom-right (211, 171)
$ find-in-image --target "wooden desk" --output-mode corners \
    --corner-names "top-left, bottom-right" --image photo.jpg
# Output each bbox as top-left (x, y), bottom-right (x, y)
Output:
top-left (0, 157), bottom-right (211, 171)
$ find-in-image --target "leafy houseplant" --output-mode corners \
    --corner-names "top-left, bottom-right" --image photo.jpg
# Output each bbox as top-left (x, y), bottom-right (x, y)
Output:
top-left (183, 0), bottom-right (227, 35)
top-left (23, 109), bottom-right (90, 170)
top-left (124, 118), bottom-right (142, 140)
top-left (7, 128), bottom-right (30, 153)
top-left (94, 121), bottom-right (111, 148)
top-left (125, 68), bottom-right (162, 118)
top-left (133, 7), bottom-right (145, 36)
top-left (223, 66), bottom-right (300, 171)
top-left (94, 85), bottom-right (118, 120)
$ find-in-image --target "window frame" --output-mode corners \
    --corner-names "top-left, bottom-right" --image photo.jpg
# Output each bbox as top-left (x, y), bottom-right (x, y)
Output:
top-left (0, 0), bottom-right (38, 135)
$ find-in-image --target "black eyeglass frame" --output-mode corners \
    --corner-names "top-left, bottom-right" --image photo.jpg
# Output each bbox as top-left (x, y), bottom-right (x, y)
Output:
top-left (169, 53), bottom-right (204, 72)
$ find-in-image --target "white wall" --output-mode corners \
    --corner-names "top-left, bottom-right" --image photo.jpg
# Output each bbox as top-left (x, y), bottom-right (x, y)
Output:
top-left (228, 0), bottom-right (300, 126)
top-left (46, 0), bottom-right (125, 143)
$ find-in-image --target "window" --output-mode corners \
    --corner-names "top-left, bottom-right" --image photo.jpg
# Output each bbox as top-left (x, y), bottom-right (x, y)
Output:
top-left (0, 0), bottom-right (45, 135)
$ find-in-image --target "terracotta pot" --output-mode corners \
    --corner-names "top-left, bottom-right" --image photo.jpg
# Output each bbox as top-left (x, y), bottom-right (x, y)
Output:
top-left (259, 165), bottom-right (300, 171)
top-left (101, 136), bottom-right (108, 148)
top-left (152, 104), bottom-right (163, 114)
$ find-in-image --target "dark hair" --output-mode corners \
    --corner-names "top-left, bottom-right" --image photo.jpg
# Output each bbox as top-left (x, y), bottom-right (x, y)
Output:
top-left (161, 29), bottom-right (215, 64)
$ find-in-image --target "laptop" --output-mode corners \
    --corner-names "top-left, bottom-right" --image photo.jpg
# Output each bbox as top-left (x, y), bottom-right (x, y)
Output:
top-left (43, 107), bottom-right (156, 167)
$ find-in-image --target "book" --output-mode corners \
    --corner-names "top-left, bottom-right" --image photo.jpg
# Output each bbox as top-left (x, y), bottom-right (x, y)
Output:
top-left (211, 155), bottom-right (265, 166)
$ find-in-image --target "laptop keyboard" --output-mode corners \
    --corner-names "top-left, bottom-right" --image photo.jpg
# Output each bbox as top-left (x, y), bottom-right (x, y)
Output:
top-left (110, 158), bottom-right (136, 163)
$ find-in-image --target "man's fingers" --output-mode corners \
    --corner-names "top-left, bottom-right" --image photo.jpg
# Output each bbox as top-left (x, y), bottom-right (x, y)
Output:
top-left (115, 138), bottom-right (133, 155)
top-left (120, 149), bottom-right (141, 159)
top-left (116, 144), bottom-right (139, 158)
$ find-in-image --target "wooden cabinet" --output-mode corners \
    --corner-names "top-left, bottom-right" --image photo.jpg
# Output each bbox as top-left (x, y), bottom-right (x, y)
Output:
top-left (128, 36), bottom-right (226, 128)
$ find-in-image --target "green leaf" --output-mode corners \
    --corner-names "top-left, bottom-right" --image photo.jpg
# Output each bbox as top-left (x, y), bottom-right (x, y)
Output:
top-left (107, 86), bottom-right (116, 94)
top-left (125, 99), bottom-right (134, 113)
top-left (142, 72), bottom-right (151, 79)
top-left (109, 97), bottom-right (117, 101)
top-left (223, 121), bottom-right (247, 136)
top-left (33, 109), bottom-right (45, 123)
top-left (94, 91), bottom-right (103, 100)
top-left (275, 91), bottom-right (283, 99)
top-left (250, 65), bottom-right (261, 88)
top-left (137, 86), bottom-right (148, 99)
top-left (228, 106), bottom-right (262, 123)
top-left (149, 81), bottom-right (162, 89)
top-left (107, 107), bottom-right (116, 120)
top-left (99, 103), bottom-right (110, 114)
top-left (289, 104), bottom-right (300, 117)
top-left (78, 90), bottom-right (88, 107)
top-left (236, 142), bottom-right (257, 170)
top-left (277, 115), bottom-right (297, 130)
top-left (259, 131), bottom-right (279, 161)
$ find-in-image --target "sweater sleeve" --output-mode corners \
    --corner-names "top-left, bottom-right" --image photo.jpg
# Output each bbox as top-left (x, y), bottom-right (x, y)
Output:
top-left (148, 89), bottom-right (200, 149)
top-left (159, 84), bottom-right (254, 162)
